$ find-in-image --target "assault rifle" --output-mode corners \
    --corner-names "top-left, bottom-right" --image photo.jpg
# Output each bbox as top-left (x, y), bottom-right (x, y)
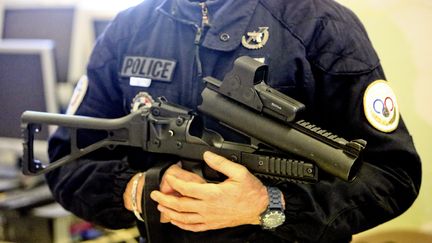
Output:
top-left (21, 56), bottom-right (366, 183)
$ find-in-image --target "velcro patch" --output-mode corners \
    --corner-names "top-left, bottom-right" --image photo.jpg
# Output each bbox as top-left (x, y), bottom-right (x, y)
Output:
top-left (363, 80), bottom-right (400, 133)
top-left (121, 56), bottom-right (176, 82)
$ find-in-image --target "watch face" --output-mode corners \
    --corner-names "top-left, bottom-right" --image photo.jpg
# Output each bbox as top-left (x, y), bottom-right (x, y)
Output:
top-left (262, 210), bottom-right (286, 229)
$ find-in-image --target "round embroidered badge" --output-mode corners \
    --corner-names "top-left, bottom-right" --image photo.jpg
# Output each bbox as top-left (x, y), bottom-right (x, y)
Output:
top-left (131, 92), bottom-right (154, 112)
top-left (363, 80), bottom-right (400, 133)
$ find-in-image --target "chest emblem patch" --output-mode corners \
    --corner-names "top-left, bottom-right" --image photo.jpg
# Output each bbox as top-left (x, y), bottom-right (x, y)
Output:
top-left (131, 92), bottom-right (154, 112)
top-left (242, 27), bottom-right (269, 50)
top-left (363, 80), bottom-right (400, 133)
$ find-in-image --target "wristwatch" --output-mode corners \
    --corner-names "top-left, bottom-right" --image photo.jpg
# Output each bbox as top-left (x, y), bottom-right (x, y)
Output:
top-left (260, 186), bottom-right (286, 230)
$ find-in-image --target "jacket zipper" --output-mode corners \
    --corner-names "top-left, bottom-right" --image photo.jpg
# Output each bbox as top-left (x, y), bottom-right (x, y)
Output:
top-left (199, 2), bottom-right (210, 28)
top-left (190, 2), bottom-right (209, 107)
top-left (156, 5), bottom-right (210, 107)
top-left (194, 2), bottom-right (210, 77)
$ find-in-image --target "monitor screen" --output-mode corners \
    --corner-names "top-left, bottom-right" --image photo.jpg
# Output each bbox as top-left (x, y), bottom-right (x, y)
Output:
top-left (93, 19), bottom-right (111, 40)
top-left (0, 39), bottom-right (58, 163)
top-left (1, 6), bottom-right (75, 83)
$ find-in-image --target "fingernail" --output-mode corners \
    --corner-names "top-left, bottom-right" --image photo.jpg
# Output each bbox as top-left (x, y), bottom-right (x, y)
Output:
top-left (157, 204), bottom-right (165, 212)
top-left (203, 151), bottom-right (215, 160)
top-left (150, 191), bottom-right (158, 201)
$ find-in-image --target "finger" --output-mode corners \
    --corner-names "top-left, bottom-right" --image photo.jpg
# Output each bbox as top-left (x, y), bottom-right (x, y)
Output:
top-left (203, 151), bottom-right (248, 180)
top-left (160, 164), bottom-right (181, 194)
top-left (167, 164), bottom-right (206, 183)
top-left (150, 190), bottom-right (200, 213)
top-left (161, 164), bottom-right (205, 194)
top-left (165, 175), bottom-right (213, 200)
top-left (160, 177), bottom-right (175, 195)
top-left (160, 212), bottom-right (171, 223)
top-left (170, 220), bottom-right (208, 232)
top-left (157, 204), bottom-right (205, 224)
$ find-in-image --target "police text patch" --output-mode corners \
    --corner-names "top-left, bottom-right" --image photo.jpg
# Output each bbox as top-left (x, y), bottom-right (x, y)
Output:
top-left (121, 56), bottom-right (176, 82)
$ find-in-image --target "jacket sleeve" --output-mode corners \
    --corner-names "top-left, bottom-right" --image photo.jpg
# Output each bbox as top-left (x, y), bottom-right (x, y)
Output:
top-left (45, 13), bottom-right (141, 229)
top-left (271, 10), bottom-right (422, 243)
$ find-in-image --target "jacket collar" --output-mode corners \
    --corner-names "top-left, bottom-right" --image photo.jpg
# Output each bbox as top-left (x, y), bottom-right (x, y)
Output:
top-left (157, 0), bottom-right (260, 51)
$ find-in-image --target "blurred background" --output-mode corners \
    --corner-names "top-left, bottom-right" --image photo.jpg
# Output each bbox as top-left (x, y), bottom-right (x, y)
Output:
top-left (337, 0), bottom-right (432, 242)
top-left (0, 0), bottom-right (430, 242)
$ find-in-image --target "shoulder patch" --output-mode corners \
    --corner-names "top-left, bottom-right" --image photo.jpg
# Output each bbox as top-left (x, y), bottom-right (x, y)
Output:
top-left (363, 80), bottom-right (400, 133)
top-left (66, 75), bottom-right (89, 115)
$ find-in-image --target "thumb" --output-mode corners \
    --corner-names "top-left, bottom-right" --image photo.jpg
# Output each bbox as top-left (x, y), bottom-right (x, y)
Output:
top-left (203, 151), bottom-right (247, 180)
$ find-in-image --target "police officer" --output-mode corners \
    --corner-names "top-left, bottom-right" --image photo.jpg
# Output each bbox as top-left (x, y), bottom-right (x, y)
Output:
top-left (46, 0), bottom-right (422, 242)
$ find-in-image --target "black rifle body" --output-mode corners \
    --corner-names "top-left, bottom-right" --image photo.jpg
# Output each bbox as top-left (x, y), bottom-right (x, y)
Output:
top-left (21, 56), bottom-right (366, 183)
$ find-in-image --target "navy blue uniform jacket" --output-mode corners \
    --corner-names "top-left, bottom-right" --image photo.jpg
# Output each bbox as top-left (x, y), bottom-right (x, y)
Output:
top-left (46, 0), bottom-right (422, 242)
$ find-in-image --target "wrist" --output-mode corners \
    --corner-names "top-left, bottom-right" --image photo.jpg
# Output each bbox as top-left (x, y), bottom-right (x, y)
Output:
top-left (123, 172), bottom-right (145, 221)
top-left (251, 185), bottom-right (270, 225)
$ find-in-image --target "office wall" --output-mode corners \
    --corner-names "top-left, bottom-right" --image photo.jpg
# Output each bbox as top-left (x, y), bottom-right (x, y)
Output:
top-left (336, 0), bottom-right (432, 235)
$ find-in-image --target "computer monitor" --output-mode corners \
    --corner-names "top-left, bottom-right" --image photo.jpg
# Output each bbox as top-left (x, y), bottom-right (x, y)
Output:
top-left (93, 19), bottom-right (111, 40)
top-left (0, 3), bottom-right (4, 37)
top-left (68, 0), bottom-right (139, 82)
top-left (68, 1), bottom-right (118, 83)
top-left (1, 4), bottom-right (75, 84)
top-left (0, 39), bottom-right (58, 167)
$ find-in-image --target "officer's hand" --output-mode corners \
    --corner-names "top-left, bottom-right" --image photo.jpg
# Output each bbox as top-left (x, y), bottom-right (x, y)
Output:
top-left (159, 162), bottom-right (206, 223)
top-left (150, 151), bottom-right (269, 232)
top-left (123, 162), bottom-right (205, 219)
